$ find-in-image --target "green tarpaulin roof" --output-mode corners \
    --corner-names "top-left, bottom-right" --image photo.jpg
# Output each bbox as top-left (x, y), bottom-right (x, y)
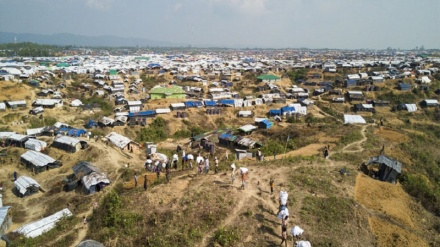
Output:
top-left (149, 85), bottom-right (185, 94)
top-left (257, 74), bottom-right (280, 80)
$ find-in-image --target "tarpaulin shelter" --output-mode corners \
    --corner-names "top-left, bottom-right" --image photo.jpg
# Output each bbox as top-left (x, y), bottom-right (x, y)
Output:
top-left (21, 150), bottom-right (61, 174)
top-left (366, 155), bottom-right (402, 183)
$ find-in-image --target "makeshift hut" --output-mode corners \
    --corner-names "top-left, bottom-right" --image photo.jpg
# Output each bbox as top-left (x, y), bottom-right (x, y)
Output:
top-left (13, 176), bottom-right (40, 197)
top-left (21, 150), bottom-right (60, 173)
top-left (105, 132), bottom-right (135, 151)
top-left (354, 104), bottom-right (375, 113)
top-left (24, 138), bottom-right (47, 151)
top-left (82, 171), bottom-right (110, 194)
top-left (52, 136), bottom-right (81, 153)
top-left (5, 134), bottom-right (29, 148)
top-left (366, 155), bottom-right (402, 183)
top-left (238, 124), bottom-right (258, 135)
top-left (77, 240), bottom-right (105, 247)
top-left (0, 206), bottom-right (12, 236)
top-left (344, 114), bottom-right (366, 124)
top-left (14, 208), bottom-right (72, 238)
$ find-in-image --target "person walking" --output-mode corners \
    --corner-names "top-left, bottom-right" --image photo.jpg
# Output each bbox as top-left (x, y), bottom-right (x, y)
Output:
top-left (143, 175), bottom-right (148, 191)
top-left (270, 178), bottom-right (275, 194)
top-left (256, 148), bottom-right (262, 161)
top-left (134, 173), bottom-right (138, 187)
top-left (172, 153), bottom-right (179, 170)
top-left (324, 147), bottom-right (329, 159)
top-left (241, 172), bottom-right (246, 190)
top-left (204, 156), bottom-right (210, 174)
top-left (214, 157), bottom-right (219, 174)
top-left (280, 215), bottom-right (289, 247)
top-left (231, 163), bottom-right (236, 184)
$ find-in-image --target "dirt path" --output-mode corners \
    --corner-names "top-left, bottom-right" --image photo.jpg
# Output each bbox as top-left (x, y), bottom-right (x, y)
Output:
top-left (338, 124), bottom-right (369, 155)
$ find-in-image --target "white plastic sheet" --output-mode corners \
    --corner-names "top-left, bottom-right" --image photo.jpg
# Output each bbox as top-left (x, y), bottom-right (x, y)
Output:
top-left (279, 191), bottom-right (288, 205)
top-left (277, 207), bottom-right (289, 219)
top-left (291, 225), bottom-right (304, 237)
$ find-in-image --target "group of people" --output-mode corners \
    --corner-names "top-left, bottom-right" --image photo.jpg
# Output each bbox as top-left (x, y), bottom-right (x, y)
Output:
top-left (230, 163), bottom-right (248, 190)
top-left (276, 190), bottom-right (311, 247)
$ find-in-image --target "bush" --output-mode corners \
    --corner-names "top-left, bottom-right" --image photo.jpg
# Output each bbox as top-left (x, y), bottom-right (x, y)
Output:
top-left (136, 117), bottom-right (168, 143)
top-left (212, 227), bottom-right (241, 247)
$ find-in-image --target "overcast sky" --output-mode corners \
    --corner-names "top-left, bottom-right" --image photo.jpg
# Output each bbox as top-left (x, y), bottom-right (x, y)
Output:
top-left (0, 0), bottom-right (439, 49)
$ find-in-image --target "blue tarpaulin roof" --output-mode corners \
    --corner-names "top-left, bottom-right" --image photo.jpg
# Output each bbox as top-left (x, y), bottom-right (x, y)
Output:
top-left (259, 119), bottom-right (274, 129)
top-left (148, 63), bottom-right (161, 68)
top-left (85, 119), bottom-right (97, 128)
top-left (281, 106), bottom-right (295, 113)
top-left (219, 132), bottom-right (237, 141)
top-left (185, 101), bottom-right (203, 108)
top-left (68, 128), bottom-right (86, 137)
top-left (269, 109), bottom-right (281, 115)
top-left (129, 110), bottom-right (156, 117)
top-left (204, 101), bottom-right (217, 107)
top-left (220, 99), bottom-right (235, 105)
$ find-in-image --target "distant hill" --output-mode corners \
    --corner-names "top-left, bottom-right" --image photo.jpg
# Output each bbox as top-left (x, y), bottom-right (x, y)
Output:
top-left (0, 32), bottom-right (180, 47)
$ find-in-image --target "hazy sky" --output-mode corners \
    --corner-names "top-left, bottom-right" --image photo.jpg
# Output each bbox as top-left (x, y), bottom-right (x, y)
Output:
top-left (0, 0), bottom-right (439, 49)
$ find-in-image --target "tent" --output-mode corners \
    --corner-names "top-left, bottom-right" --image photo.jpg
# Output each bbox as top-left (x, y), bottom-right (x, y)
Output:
top-left (77, 240), bottom-right (105, 247)
top-left (85, 119), bottom-right (98, 129)
top-left (14, 208), bottom-right (72, 238)
top-left (0, 206), bottom-right (12, 236)
top-left (24, 138), bottom-right (47, 152)
top-left (13, 176), bottom-right (40, 197)
top-left (52, 136), bottom-right (81, 153)
top-left (21, 150), bottom-right (60, 173)
top-left (82, 172), bottom-right (110, 194)
top-left (343, 115), bottom-right (366, 124)
top-left (366, 155), bottom-right (402, 183)
top-left (70, 99), bottom-right (83, 107)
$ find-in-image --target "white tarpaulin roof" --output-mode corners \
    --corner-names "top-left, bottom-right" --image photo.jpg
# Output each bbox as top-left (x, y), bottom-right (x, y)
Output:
top-left (82, 172), bottom-right (110, 190)
top-left (238, 124), bottom-right (257, 132)
top-left (155, 108), bottom-right (171, 114)
top-left (21, 150), bottom-right (54, 167)
top-left (54, 136), bottom-right (80, 146)
top-left (105, 132), bottom-right (131, 149)
top-left (24, 139), bottom-right (47, 151)
top-left (170, 103), bottom-right (185, 108)
top-left (0, 132), bottom-right (15, 139)
top-left (26, 127), bottom-right (45, 136)
top-left (14, 176), bottom-right (40, 195)
top-left (295, 241), bottom-right (311, 247)
top-left (0, 102), bottom-right (5, 110)
top-left (291, 225), bottom-right (304, 237)
top-left (15, 208), bottom-right (72, 238)
top-left (405, 104), bottom-right (417, 112)
top-left (344, 114), bottom-right (366, 124)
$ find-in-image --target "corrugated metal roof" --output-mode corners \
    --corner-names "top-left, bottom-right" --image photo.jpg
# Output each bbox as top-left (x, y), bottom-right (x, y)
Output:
top-left (21, 150), bottom-right (55, 167)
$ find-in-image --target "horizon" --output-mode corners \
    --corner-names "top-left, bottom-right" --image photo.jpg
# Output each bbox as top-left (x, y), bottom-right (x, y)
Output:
top-left (1, 0), bottom-right (439, 50)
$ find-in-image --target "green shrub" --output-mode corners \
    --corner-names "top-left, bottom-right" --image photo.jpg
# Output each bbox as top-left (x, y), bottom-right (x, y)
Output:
top-left (212, 227), bottom-right (241, 247)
